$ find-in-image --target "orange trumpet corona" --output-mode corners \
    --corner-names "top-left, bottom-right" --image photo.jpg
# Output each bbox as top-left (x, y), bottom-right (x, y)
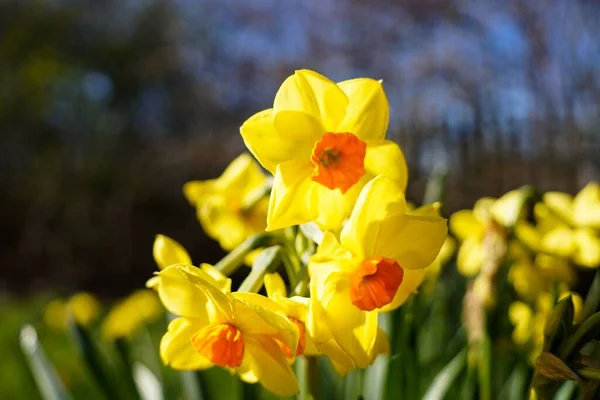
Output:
top-left (191, 323), bottom-right (245, 368)
top-left (349, 257), bottom-right (404, 311)
top-left (310, 132), bottom-right (366, 193)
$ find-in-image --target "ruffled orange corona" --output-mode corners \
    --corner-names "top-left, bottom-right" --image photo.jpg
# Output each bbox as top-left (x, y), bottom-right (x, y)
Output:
top-left (311, 132), bottom-right (366, 193)
top-left (349, 257), bottom-right (404, 311)
top-left (191, 323), bottom-right (245, 368)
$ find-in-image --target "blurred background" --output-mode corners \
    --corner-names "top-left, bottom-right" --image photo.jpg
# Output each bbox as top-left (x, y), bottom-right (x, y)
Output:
top-left (2, 0), bottom-right (600, 297)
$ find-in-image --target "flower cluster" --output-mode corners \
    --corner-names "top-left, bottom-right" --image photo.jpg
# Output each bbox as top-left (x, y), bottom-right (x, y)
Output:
top-left (450, 184), bottom-right (600, 363)
top-left (149, 70), bottom-right (448, 396)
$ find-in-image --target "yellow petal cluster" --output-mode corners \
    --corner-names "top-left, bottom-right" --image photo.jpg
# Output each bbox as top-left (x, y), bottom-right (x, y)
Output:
top-left (307, 176), bottom-right (447, 375)
top-left (183, 153), bottom-right (270, 251)
top-left (538, 183), bottom-right (600, 268)
top-left (240, 70), bottom-right (407, 231)
top-left (148, 69), bottom-right (447, 395)
top-left (153, 265), bottom-right (300, 397)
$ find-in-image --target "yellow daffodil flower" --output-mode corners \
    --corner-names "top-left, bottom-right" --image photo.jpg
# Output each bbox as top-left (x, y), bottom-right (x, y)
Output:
top-left (450, 189), bottom-right (526, 277)
top-left (183, 153), bottom-right (270, 250)
top-left (102, 290), bottom-right (163, 341)
top-left (240, 69), bottom-right (408, 231)
top-left (156, 265), bottom-right (299, 397)
top-left (538, 187), bottom-right (600, 268)
top-left (307, 176), bottom-right (447, 374)
top-left (449, 198), bottom-right (496, 277)
top-left (44, 292), bottom-right (102, 331)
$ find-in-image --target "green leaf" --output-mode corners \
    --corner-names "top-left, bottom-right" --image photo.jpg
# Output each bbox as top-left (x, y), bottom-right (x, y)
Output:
top-left (180, 371), bottom-right (205, 400)
top-left (238, 246), bottom-right (282, 293)
top-left (422, 349), bottom-right (467, 400)
top-left (215, 233), bottom-right (276, 276)
top-left (114, 338), bottom-right (142, 400)
top-left (133, 362), bottom-right (164, 400)
top-left (19, 325), bottom-right (73, 400)
top-left (558, 312), bottom-right (600, 361)
top-left (581, 270), bottom-right (600, 321)
top-left (544, 295), bottom-right (575, 354)
top-left (68, 317), bottom-right (121, 399)
top-left (199, 368), bottom-right (242, 400)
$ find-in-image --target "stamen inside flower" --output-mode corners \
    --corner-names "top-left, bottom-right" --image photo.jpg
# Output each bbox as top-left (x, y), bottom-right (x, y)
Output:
top-left (349, 257), bottom-right (404, 311)
top-left (191, 323), bottom-right (245, 368)
top-left (310, 132), bottom-right (367, 193)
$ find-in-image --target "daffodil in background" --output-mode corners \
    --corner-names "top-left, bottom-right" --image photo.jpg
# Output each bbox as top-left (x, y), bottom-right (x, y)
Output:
top-left (183, 153), bottom-right (270, 251)
top-left (45, 292), bottom-right (102, 331)
top-left (307, 176), bottom-right (447, 374)
top-left (155, 264), bottom-right (300, 397)
top-left (240, 69), bottom-right (407, 231)
top-left (449, 189), bottom-right (527, 277)
top-left (539, 184), bottom-right (600, 268)
top-left (102, 290), bottom-right (163, 341)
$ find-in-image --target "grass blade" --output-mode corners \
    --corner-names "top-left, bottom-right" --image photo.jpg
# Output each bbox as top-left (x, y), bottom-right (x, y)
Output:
top-left (20, 325), bottom-right (73, 400)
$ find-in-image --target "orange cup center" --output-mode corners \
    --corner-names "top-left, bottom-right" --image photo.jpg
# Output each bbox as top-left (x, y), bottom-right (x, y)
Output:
top-left (349, 257), bottom-right (404, 311)
top-left (190, 323), bottom-right (245, 368)
top-left (310, 132), bottom-right (366, 193)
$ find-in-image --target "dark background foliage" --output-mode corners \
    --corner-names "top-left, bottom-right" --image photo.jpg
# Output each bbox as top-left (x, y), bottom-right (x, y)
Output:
top-left (1, 0), bottom-right (599, 296)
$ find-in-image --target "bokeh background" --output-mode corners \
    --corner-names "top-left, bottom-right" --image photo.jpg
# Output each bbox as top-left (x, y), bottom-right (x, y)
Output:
top-left (2, 0), bottom-right (600, 298)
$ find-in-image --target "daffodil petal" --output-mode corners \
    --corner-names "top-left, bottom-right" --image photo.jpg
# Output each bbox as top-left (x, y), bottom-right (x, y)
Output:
top-left (541, 227), bottom-right (575, 257)
top-left (240, 109), bottom-right (312, 174)
top-left (490, 189), bottom-right (527, 227)
top-left (241, 335), bottom-right (299, 397)
top-left (341, 175), bottom-right (407, 259)
top-left (456, 237), bottom-right (485, 277)
top-left (337, 78), bottom-right (389, 141)
top-left (267, 160), bottom-right (316, 231)
top-left (311, 272), bottom-right (378, 368)
top-left (264, 272), bottom-right (287, 298)
top-left (153, 234), bottom-right (192, 270)
top-left (574, 182), bottom-right (600, 229)
top-left (379, 268), bottom-right (426, 312)
top-left (312, 180), bottom-right (362, 231)
top-left (197, 198), bottom-right (250, 250)
top-left (274, 70), bottom-right (348, 132)
top-left (183, 179), bottom-right (216, 205)
top-left (155, 265), bottom-right (233, 319)
top-left (372, 214), bottom-right (448, 270)
top-left (543, 192), bottom-right (574, 225)
top-left (573, 229), bottom-right (600, 268)
top-left (215, 153), bottom-right (268, 195)
top-left (449, 210), bottom-right (485, 240)
top-left (363, 140), bottom-right (408, 191)
top-left (160, 317), bottom-right (212, 370)
top-left (231, 295), bottom-right (298, 353)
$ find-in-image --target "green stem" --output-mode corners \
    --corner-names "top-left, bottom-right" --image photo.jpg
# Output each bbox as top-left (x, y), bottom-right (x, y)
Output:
top-left (215, 233), bottom-right (274, 276)
top-left (477, 333), bottom-right (492, 400)
top-left (295, 356), bottom-right (309, 400)
top-left (581, 269), bottom-right (600, 320)
top-left (114, 339), bottom-right (141, 400)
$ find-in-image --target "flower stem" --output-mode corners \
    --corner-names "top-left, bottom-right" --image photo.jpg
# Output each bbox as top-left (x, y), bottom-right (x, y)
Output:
top-left (215, 233), bottom-right (274, 276)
